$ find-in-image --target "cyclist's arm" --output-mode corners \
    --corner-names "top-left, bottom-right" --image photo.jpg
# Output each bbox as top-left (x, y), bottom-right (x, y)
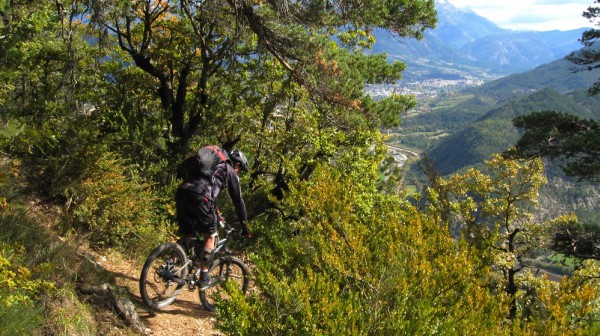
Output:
top-left (226, 164), bottom-right (247, 223)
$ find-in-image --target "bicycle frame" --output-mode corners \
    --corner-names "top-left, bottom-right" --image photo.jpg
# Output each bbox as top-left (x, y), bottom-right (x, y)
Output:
top-left (139, 218), bottom-right (249, 312)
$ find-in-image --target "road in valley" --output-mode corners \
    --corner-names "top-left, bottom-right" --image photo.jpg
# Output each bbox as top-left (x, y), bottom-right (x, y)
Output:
top-left (387, 144), bottom-right (419, 166)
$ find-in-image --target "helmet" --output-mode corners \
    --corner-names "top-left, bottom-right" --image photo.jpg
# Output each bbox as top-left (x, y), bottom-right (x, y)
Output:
top-left (229, 149), bottom-right (249, 171)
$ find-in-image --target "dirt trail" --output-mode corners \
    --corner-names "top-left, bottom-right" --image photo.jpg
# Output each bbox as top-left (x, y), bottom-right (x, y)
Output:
top-left (97, 250), bottom-right (222, 336)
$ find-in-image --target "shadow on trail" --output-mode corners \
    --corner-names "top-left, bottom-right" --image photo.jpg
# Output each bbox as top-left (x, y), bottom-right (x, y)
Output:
top-left (99, 259), bottom-right (215, 319)
top-left (110, 269), bottom-right (140, 284)
top-left (137, 299), bottom-right (214, 318)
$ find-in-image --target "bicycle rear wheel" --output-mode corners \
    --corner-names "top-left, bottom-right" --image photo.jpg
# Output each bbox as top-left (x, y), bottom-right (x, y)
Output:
top-left (199, 256), bottom-right (250, 312)
top-left (139, 243), bottom-right (189, 310)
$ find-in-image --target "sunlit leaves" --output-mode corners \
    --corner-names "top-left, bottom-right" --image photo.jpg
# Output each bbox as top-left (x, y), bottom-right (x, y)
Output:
top-left (0, 244), bottom-right (54, 307)
top-left (219, 161), bottom-right (510, 335)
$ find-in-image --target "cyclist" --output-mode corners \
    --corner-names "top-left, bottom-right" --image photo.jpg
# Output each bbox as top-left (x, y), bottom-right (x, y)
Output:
top-left (175, 147), bottom-right (250, 289)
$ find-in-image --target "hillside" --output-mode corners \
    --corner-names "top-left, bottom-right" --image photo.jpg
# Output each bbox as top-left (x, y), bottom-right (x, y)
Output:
top-left (425, 88), bottom-right (600, 175)
top-left (394, 53), bottom-right (600, 223)
top-left (5, 1), bottom-right (600, 334)
top-left (398, 54), bottom-right (600, 146)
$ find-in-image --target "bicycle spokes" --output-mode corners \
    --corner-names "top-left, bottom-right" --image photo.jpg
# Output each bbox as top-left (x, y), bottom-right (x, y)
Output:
top-left (199, 256), bottom-right (250, 312)
top-left (140, 243), bottom-right (189, 310)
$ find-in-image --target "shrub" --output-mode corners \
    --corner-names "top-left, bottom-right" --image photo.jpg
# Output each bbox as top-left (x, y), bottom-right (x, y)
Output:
top-left (0, 242), bottom-right (54, 336)
top-left (63, 151), bottom-right (170, 252)
top-left (217, 164), bottom-right (508, 335)
top-left (7, 120), bottom-right (171, 253)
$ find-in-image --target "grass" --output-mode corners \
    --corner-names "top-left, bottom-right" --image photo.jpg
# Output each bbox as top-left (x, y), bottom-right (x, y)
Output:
top-left (405, 184), bottom-right (418, 195)
top-left (548, 253), bottom-right (579, 268)
top-left (0, 301), bottom-right (44, 336)
top-left (0, 157), bottom-right (114, 335)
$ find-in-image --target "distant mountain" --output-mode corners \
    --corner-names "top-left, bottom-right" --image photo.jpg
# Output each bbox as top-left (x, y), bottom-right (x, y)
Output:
top-left (466, 56), bottom-right (600, 100)
top-left (459, 30), bottom-right (588, 73)
top-left (399, 56), bottom-right (600, 223)
top-left (412, 52), bottom-right (600, 172)
top-left (426, 88), bottom-right (599, 175)
top-left (413, 86), bottom-right (600, 223)
top-left (373, 0), bottom-right (589, 81)
top-left (433, 0), bottom-right (505, 48)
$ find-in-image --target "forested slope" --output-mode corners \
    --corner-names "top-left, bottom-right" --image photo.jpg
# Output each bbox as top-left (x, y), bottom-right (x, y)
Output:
top-left (426, 88), bottom-right (600, 175)
top-left (2, 1), bottom-right (600, 335)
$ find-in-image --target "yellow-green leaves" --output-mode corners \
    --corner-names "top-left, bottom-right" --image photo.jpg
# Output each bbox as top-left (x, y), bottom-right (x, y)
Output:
top-left (423, 153), bottom-right (600, 332)
top-left (219, 162), bottom-right (510, 335)
top-left (0, 245), bottom-right (54, 307)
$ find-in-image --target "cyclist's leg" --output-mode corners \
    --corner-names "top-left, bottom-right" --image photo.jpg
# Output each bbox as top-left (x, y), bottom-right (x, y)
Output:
top-left (182, 197), bottom-right (217, 270)
top-left (175, 188), bottom-right (197, 251)
top-left (201, 234), bottom-right (216, 268)
top-left (179, 191), bottom-right (218, 288)
top-left (195, 232), bottom-right (214, 289)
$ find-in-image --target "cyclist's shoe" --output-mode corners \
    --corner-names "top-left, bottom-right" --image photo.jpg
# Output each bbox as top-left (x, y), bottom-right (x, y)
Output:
top-left (199, 273), bottom-right (213, 290)
top-left (240, 222), bottom-right (253, 238)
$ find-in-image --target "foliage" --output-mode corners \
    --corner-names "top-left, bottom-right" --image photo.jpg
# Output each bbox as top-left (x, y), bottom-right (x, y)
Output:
top-left (509, 110), bottom-right (600, 182)
top-left (0, 159), bottom-right (53, 335)
top-left (0, 155), bottom-right (122, 335)
top-left (5, 115), bottom-right (170, 252)
top-left (217, 158), bottom-right (509, 335)
top-left (0, 242), bottom-right (53, 336)
top-left (507, 267), bottom-right (600, 335)
top-left (43, 286), bottom-right (98, 336)
top-left (63, 150), bottom-right (170, 251)
top-left (424, 154), bottom-right (548, 317)
top-left (422, 154), bottom-right (600, 332)
top-left (1, 0), bottom-right (434, 219)
top-left (508, 110), bottom-right (600, 262)
top-left (81, 0), bottom-right (435, 173)
top-left (547, 214), bottom-right (600, 261)
top-left (567, 0), bottom-right (600, 95)
top-left (0, 0), bottom-right (104, 125)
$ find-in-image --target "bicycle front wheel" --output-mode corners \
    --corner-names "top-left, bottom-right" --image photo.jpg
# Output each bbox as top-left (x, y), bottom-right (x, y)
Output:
top-left (199, 256), bottom-right (250, 312)
top-left (139, 242), bottom-right (189, 310)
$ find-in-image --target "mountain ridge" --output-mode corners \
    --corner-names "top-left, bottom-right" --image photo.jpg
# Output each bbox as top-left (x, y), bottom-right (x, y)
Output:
top-left (374, 1), bottom-right (590, 81)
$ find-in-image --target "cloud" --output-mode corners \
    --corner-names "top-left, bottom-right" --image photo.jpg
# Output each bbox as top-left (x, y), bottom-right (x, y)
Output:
top-left (532, 0), bottom-right (591, 5)
top-left (447, 0), bottom-right (593, 31)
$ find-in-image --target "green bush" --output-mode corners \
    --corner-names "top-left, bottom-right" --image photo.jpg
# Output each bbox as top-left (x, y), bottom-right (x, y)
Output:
top-left (1, 155), bottom-right (108, 335)
top-left (43, 286), bottom-right (97, 336)
top-left (6, 120), bottom-right (171, 254)
top-left (63, 151), bottom-right (170, 252)
top-left (217, 164), bottom-right (508, 335)
top-left (0, 242), bottom-right (54, 336)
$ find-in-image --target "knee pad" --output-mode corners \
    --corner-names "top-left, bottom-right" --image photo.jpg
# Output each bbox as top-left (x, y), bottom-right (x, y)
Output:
top-left (201, 247), bottom-right (213, 263)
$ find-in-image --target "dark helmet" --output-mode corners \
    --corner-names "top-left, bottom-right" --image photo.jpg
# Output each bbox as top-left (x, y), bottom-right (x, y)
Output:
top-left (229, 149), bottom-right (249, 171)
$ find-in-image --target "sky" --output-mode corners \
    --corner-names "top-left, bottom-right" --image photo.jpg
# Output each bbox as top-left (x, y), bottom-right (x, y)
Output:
top-left (445, 0), bottom-right (595, 31)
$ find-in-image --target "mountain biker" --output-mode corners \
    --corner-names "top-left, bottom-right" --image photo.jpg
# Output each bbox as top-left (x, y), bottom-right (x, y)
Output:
top-left (175, 147), bottom-right (250, 289)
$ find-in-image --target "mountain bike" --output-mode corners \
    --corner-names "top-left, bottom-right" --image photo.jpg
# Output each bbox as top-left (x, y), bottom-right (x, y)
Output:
top-left (139, 218), bottom-right (250, 312)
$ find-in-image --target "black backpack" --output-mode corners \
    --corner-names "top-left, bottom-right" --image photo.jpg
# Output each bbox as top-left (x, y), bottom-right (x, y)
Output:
top-left (177, 145), bottom-right (230, 181)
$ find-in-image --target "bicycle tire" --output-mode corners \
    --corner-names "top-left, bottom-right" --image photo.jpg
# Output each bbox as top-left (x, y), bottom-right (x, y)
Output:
top-left (139, 242), bottom-right (189, 310)
top-left (199, 256), bottom-right (250, 312)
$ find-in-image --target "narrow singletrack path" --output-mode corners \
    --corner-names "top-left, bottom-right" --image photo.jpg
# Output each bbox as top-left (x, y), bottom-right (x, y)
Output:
top-left (97, 250), bottom-right (222, 336)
